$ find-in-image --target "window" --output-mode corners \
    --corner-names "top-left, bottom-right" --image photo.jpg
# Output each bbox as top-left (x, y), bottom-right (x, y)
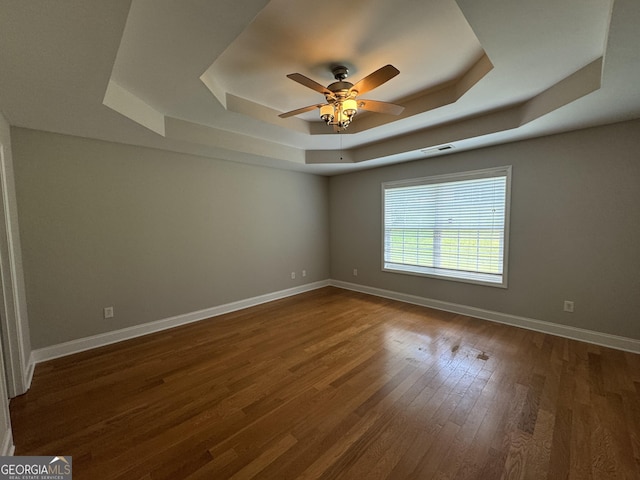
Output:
top-left (382, 166), bottom-right (511, 287)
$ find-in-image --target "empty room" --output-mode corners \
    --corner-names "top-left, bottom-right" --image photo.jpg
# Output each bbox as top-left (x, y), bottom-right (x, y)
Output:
top-left (0, 0), bottom-right (639, 479)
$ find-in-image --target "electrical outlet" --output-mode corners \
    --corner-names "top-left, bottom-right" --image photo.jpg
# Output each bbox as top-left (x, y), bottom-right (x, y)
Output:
top-left (291, 272), bottom-right (296, 279)
top-left (104, 306), bottom-right (114, 319)
top-left (353, 268), bottom-right (358, 276)
top-left (563, 300), bottom-right (574, 313)
top-left (302, 270), bottom-right (307, 277)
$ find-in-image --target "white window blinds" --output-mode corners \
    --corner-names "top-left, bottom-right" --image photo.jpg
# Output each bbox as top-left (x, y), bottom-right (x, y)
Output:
top-left (383, 166), bottom-right (511, 287)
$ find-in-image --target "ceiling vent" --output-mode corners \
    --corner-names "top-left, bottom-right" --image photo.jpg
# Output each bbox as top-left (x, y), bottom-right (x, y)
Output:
top-left (421, 144), bottom-right (455, 155)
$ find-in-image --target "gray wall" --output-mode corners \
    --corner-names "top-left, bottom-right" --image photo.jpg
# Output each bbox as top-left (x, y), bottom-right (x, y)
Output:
top-left (329, 119), bottom-right (640, 340)
top-left (10, 119), bottom-right (640, 351)
top-left (12, 128), bottom-right (330, 349)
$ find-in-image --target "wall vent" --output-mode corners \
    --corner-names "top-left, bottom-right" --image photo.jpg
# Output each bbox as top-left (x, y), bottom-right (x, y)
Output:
top-left (421, 144), bottom-right (455, 155)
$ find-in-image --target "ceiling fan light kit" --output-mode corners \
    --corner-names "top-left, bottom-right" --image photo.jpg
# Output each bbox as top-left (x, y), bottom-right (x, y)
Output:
top-left (320, 97), bottom-right (358, 129)
top-left (279, 64), bottom-right (405, 130)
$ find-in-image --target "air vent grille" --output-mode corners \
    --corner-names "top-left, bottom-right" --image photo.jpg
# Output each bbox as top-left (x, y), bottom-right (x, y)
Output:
top-left (421, 144), bottom-right (455, 155)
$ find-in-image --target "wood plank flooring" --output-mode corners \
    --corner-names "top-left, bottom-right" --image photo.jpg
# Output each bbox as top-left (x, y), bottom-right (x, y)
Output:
top-left (10, 287), bottom-right (640, 479)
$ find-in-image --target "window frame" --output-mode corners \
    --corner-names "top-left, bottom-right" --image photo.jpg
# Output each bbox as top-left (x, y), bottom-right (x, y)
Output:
top-left (381, 166), bottom-right (512, 288)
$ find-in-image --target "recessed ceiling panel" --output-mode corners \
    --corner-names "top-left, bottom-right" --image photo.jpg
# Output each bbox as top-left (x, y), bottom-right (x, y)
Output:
top-left (202, 0), bottom-right (485, 115)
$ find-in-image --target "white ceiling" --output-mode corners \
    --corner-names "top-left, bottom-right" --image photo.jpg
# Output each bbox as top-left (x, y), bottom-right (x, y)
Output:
top-left (1, 0), bottom-right (639, 175)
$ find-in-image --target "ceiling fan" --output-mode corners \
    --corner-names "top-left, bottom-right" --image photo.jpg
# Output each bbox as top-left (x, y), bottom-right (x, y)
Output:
top-left (278, 64), bottom-right (405, 130)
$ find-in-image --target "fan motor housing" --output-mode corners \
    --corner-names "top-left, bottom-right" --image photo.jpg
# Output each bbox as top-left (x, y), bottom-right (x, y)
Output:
top-left (327, 81), bottom-right (354, 94)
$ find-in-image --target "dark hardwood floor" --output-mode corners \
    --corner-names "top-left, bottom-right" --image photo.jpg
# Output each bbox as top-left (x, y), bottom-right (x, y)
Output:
top-left (10, 287), bottom-right (640, 479)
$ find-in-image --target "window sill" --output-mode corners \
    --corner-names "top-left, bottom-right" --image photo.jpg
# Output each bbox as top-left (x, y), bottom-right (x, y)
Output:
top-left (383, 262), bottom-right (507, 288)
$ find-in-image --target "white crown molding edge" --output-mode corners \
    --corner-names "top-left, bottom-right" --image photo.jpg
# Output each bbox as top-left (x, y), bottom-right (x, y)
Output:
top-left (28, 281), bottom-right (330, 375)
top-left (329, 280), bottom-right (640, 354)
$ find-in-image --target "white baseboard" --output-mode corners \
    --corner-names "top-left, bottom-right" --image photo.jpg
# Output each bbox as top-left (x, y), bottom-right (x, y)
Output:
top-left (330, 280), bottom-right (640, 354)
top-left (1, 428), bottom-right (14, 456)
top-left (30, 281), bottom-right (330, 365)
top-left (26, 278), bottom-right (640, 372)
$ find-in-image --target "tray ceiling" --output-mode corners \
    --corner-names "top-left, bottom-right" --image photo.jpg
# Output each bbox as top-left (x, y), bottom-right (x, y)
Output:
top-left (1, 0), bottom-right (638, 175)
